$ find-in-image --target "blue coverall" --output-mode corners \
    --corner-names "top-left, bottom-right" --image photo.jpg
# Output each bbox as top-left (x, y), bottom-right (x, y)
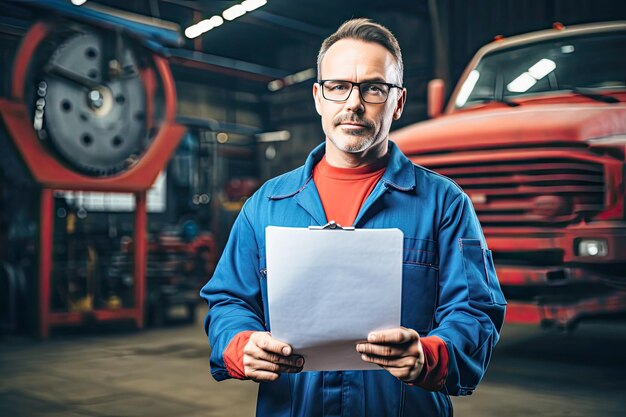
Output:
top-left (201, 141), bottom-right (506, 417)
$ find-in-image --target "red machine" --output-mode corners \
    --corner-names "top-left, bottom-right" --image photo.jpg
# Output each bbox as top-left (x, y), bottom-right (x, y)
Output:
top-left (0, 17), bottom-right (186, 337)
top-left (393, 22), bottom-right (626, 330)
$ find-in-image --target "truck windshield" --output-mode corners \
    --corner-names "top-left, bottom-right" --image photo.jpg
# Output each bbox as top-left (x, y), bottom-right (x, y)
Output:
top-left (454, 32), bottom-right (626, 109)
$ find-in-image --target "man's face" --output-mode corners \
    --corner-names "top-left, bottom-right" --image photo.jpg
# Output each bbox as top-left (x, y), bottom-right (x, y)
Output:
top-left (313, 39), bottom-right (406, 160)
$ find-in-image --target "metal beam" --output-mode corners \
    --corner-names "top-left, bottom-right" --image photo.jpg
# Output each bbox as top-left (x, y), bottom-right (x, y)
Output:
top-left (251, 10), bottom-right (329, 37)
top-left (168, 48), bottom-right (290, 82)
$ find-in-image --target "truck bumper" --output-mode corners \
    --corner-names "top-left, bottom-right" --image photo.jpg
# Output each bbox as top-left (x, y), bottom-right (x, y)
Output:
top-left (484, 222), bottom-right (626, 329)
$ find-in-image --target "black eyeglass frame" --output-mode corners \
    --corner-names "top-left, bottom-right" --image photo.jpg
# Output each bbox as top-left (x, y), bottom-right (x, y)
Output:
top-left (317, 79), bottom-right (404, 104)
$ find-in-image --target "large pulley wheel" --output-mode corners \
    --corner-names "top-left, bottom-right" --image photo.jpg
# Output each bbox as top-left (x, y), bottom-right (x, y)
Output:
top-left (22, 23), bottom-right (163, 176)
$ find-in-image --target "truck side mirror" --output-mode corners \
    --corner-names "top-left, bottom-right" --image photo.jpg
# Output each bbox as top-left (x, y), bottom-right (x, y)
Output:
top-left (427, 78), bottom-right (445, 118)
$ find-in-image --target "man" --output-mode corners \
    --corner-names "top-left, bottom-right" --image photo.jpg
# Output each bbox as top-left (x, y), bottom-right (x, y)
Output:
top-left (201, 18), bottom-right (506, 416)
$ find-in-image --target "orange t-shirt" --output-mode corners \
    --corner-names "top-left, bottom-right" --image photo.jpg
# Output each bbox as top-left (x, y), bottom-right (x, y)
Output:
top-left (312, 155), bottom-right (388, 226)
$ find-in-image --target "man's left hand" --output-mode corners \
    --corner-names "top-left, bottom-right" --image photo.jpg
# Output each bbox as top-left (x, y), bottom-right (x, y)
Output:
top-left (356, 327), bottom-right (425, 382)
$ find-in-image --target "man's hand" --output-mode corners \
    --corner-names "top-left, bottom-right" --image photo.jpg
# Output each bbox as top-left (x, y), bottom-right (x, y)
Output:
top-left (356, 327), bottom-right (424, 382)
top-left (243, 332), bottom-right (304, 382)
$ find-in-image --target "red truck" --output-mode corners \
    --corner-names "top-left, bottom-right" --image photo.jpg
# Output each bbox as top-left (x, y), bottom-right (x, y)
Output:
top-left (393, 21), bottom-right (626, 330)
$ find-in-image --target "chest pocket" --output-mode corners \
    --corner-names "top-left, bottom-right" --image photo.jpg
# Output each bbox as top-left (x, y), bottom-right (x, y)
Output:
top-left (402, 237), bottom-right (439, 333)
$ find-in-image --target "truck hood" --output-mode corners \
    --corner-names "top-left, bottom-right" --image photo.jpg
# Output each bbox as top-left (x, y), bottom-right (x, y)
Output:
top-left (391, 103), bottom-right (626, 155)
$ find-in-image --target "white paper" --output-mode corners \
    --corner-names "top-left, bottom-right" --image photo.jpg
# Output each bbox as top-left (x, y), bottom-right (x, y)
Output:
top-left (266, 226), bottom-right (403, 371)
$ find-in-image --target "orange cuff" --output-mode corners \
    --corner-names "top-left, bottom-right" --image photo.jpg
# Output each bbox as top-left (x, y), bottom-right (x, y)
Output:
top-left (223, 331), bottom-right (254, 380)
top-left (413, 335), bottom-right (449, 391)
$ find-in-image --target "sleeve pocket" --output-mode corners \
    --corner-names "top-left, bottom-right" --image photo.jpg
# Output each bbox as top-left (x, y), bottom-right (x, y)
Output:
top-left (460, 238), bottom-right (493, 304)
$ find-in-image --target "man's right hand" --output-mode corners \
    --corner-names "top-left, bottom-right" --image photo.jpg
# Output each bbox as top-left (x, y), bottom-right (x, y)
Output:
top-left (243, 332), bottom-right (304, 382)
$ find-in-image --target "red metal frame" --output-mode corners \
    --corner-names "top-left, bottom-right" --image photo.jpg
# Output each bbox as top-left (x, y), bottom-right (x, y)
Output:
top-left (134, 192), bottom-right (147, 328)
top-left (2, 20), bottom-right (186, 337)
top-left (38, 188), bottom-right (53, 338)
top-left (33, 187), bottom-right (150, 339)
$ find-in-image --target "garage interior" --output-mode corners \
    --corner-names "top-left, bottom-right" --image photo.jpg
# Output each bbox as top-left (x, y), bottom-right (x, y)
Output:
top-left (1, 0), bottom-right (626, 416)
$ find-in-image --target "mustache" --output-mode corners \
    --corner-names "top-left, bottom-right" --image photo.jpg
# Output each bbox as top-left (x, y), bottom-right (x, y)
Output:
top-left (333, 114), bottom-right (374, 129)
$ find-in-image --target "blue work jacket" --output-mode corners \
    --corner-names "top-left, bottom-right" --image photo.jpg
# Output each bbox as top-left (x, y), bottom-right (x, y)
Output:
top-left (201, 141), bottom-right (506, 417)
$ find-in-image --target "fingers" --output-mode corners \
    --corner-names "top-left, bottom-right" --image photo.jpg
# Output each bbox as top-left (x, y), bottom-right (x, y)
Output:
top-left (243, 332), bottom-right (304, 382)
top-left (355, 327), bottom-right (420, 358)
top-left (250, 331), bottom-right (293, 356)
top-left (367, 327), bottom-right (419, 344)
top-left (357, 346), bottom-right (424, 382)
top-left (355, 327), bottom-right (424, 382)
top-left (244, 339), bottom-right (304, 368)
top-left (244, 355), bottom-right (303, 382)
top-left (245, 369), bottom-right (286, 382)
top-left (355, 342), bottom-right (408, 358)
top-left (359, 352), bottom-right (418, 369)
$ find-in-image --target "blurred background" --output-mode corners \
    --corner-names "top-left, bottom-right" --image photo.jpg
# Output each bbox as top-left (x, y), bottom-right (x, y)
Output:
top-left (1, 0), bottom-right (626, 416)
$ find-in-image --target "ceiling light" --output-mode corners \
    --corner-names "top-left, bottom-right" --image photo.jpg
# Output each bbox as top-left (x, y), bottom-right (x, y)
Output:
top-left (223, 4), bottom-right (246, 21)
top-left (185, 1), bottom-right (266, 39)
top-left (71, 0), bottom-right (87, 5)
top-left (197, 19), bottom-right (213, 32)
top-left (288, 68), bottom-right (316, 83)
top-left (268, 80), bottom-right (284, 92)
top-left (267, 68), bottom-right (315, 91)
top-left (256, 130), bottom-right (291, 143)
top-left (209, 15), bottom-right (224, 27)
top-left (184, 25), bottom-right (203, 39)
top-left (185, 15), bottom-right (224, 39)
top-left (242, 0), bottom-right (267, 12)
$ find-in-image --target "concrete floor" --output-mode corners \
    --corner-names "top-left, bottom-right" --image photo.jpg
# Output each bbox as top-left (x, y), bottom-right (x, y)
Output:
top-left (1, 306), bottom-right (626, 416)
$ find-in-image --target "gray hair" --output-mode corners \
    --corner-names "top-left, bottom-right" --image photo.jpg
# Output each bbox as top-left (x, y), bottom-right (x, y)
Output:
top-left (317, 18), bottom-right (403, 85)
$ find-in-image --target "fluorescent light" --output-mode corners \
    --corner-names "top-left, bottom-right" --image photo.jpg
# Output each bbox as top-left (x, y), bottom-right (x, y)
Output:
top-left (256, 130), bottom-right (291, 143)
top-left (185, 15), bottom-right (224, 39)
top-left (223, 4), bottom-right (246, 21)
top-left (455, 70), bottom-right (480, 107)
top-left (209, 15), bottom-right (224, 27)
top-left (528, 59), bottom-right (556, 80)
top-left (268, 80), bottom-right (284, 91)
top-left (185, 1), bottom-right (265, 39)
top-left (507, 72), bottom-right (537, 93)
top-left (267, 68), bottom-right (315, 91)
top-left (184, 25), bottom-right (203, 39)
top-left (289, 68), bottom-right (316, 83)
top-left (197, 19), bottom-right (213, 32)
top-left (242, 0), bottom-right (267, 12)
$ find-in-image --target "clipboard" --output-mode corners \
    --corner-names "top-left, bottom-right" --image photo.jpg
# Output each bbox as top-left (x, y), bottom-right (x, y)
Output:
top-left (265, 222), bottom-right (403, 371)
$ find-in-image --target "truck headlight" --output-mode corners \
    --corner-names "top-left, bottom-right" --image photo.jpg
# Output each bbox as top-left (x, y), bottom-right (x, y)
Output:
top-left (577, 239), bottom-right (608, 257)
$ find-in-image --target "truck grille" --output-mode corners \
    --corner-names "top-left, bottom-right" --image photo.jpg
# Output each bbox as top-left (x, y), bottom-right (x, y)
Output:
top-left (411, 148), bottom-right (609, 227)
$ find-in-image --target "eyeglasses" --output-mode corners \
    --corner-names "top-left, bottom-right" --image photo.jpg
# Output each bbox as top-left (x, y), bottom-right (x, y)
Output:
top-left (318, 79), bottom-right (403, 104)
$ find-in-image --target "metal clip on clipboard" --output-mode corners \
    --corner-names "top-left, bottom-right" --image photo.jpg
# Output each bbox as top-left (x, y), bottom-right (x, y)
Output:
top-left (308, 220), bottom-right (355, 231)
